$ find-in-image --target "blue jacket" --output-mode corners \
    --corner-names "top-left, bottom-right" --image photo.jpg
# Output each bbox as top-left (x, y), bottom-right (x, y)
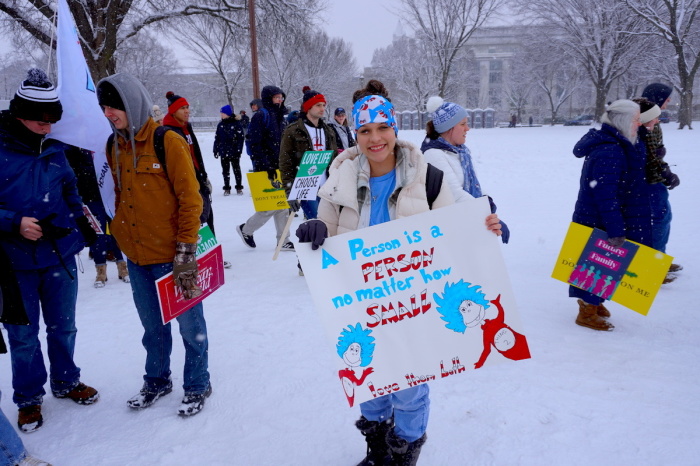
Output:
top-left (245, 85), bottom-right (287, 171)
top-left (0, 111), bottom-right (85, 270)
top-left (571, 123), bottom-right (652, 244)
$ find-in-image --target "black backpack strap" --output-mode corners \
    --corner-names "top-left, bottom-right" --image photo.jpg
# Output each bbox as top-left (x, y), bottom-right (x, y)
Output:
top-left (425, 163), bottom-right (444, 210)
top-left (153, 125), bottom-right (172, 171)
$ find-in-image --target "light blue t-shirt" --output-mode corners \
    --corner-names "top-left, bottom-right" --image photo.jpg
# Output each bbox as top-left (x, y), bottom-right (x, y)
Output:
top-left (369, 169), bottom-right (396, 226)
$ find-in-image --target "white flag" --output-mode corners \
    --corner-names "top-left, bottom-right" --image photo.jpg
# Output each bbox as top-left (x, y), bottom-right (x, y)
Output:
top-left (50, 0), bottom-right (115, 217)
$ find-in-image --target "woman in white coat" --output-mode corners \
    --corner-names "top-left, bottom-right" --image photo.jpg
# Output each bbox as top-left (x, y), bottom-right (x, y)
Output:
top-left (421, 96), bottom-right (510, 243)
top-left (296, 81), bottom-right (502, 466)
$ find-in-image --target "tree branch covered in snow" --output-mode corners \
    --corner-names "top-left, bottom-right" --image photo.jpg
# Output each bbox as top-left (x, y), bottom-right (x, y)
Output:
top-left (622, 0), bottom-right (700, 128)
top-left (522, 0), bottom-right (652, 120)
top-left (399, 0), bottom-right (506, 97)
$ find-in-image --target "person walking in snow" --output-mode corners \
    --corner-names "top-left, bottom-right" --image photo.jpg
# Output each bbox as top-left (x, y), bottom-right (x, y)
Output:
top-left (295, 79), bottom-right (503, 465)
top-left (213, 104), bottom-right (245, 196)
top-left (569, 100), bottom-right (652, 331)
top-left (0, 69), bottom-right (100, 433)
top-left (640, 83), bottom-right (681, 282)
top-left (421, 96), bottom-right (510, 244)
top-left (279, 86), bottom-right (338, 221)
top-left (328, 107), bottom-right (356, 152)
top-left (97, 73), bottom-right (212, 417)
top-left (237, 85), bottom-right (292, 251)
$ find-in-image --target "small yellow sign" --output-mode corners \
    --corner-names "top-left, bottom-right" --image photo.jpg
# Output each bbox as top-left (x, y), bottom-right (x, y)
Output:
top-left (552, 222), bottom-right (672, 315)
top-left (246, 170), bottom-right (289, 212)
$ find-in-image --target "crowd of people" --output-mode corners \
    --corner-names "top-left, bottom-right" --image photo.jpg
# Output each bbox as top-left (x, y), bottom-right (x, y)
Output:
top-left (0, 66), bottom-right (682, 465)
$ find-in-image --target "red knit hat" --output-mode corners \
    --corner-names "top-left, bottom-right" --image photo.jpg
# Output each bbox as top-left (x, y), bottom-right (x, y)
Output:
top-left (301, 86), bottom-right (326, 113)
top-left (166, 91), bottom-right (189, 114)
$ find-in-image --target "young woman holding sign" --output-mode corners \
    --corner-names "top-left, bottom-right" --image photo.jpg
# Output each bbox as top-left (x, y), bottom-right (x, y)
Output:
top-left (296, 79), bottom-right (502, 465)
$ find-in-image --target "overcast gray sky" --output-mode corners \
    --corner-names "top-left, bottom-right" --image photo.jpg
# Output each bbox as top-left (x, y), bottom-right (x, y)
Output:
top-left (322, 0), bottom-right (403, 69)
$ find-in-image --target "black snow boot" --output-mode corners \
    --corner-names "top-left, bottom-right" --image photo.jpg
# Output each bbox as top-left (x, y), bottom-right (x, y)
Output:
top-left (387, 431), bottom-right (427, 466)
top-left (356, 416), bottom-right (393, 466)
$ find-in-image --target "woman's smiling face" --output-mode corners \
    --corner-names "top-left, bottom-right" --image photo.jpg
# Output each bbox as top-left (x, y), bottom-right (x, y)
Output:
top-left (356, 122), bottom-right (397, 177)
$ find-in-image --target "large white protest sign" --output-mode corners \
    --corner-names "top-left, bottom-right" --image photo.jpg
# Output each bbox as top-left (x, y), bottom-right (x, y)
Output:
top-left (295, 198), bottom-right (530, 407)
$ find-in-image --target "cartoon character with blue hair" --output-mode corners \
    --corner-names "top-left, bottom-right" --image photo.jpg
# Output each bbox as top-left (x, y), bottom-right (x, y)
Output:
top-left (337, 323), bottom-right (375, 407)
top-left (434, 280), bottom-right (531, 368)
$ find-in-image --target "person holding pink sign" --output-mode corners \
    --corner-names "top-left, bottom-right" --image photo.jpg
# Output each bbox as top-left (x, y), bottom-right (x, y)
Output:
top-left (296, 79), bottom-right (502, 466)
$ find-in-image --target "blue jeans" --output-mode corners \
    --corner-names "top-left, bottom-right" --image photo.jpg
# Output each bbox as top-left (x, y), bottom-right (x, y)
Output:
top-left (649, 183), bottom-right (671, 253)
top-left (0, 391), bottom-right (26, 465)
top-left (300, 199), bottom-right (318, 220)
top-left (360, 384), bottom-right (430, 443)
top-left (4, 258), bottom-right (80, 407)
top-left (127, 260), bottom-right (210, 395)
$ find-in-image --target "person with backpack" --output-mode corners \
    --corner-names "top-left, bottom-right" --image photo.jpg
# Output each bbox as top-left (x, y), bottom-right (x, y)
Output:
top-left (213, 104), bottom-right (245, 196)
top-left (279, 86), bottom-right (338, 221)
top-left (421, 96), bottom-right (510, 244)
top-left (295, 80), bottom-right (503, 465)
top-left (97, 73), bottom-right (212, 417)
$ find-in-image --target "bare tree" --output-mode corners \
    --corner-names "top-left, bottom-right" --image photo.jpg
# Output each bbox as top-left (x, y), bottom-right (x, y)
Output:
top-left (0, 0), bottom-right (318, 81)
top-left (399, 0), bottom-right (505, 98)
top-left (173, 12), bottom-right (250, 107)
top-left (622, 0), bottom-right (700, 129)
top-left (502, 52), bottom-right (537, 123)
top-left (371, 34), bottom-right (441, 111)
top-left (522, 29), bottom-right (582, 125)
top-left (115, 32), bottom-right (179, 100)
top-left (523, 0), bottom-right (651, 121)
top-left (257, 23), bottom-right (357, 108)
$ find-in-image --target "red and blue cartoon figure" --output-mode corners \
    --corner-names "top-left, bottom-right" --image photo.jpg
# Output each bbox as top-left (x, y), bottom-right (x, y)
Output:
top-left (337, 323), bottom-right (375, 407)
top-left (434, 280), bottom-right (530, 369)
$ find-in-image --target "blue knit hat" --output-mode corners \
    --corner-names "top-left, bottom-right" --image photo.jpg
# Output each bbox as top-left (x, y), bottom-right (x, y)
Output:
top-left (220, 104), bottom-right (233, 116)
top-left (426, 96), bottom-right (468, 133)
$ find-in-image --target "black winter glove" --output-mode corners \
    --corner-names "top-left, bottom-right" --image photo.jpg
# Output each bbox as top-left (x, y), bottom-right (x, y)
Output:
top-left (655, 145), bottom-right (666, 160)
top-left (288, 199), bottom-right (301, 213)
top-left (37, 213), bottom-right (72, 241)
top-left (607, 236), bottom-right (625, 248)
top-left (76, 216), bottom-right (98, 246)
top-left (173, 242), bottom-right (202, 300)
top-left (661, 167), bottom-right (680, 189)
top-left (296, 219), bottom-right (328, 250)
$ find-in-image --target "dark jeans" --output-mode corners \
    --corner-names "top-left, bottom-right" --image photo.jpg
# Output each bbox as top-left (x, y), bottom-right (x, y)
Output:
top-left (5, 258), bottom-right (81, 407)
top-left (126, 260), bottom-right (210, 395)
top-left (221, 156), bottom-right (243, 190)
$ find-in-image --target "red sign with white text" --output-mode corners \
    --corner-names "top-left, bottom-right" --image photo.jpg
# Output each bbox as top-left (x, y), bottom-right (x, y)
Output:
top-left (156, 245), bottom-right (225, 324)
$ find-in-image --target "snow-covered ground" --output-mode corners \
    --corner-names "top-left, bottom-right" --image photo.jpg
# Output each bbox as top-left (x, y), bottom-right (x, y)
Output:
top-left (2, 124), bottom-right (698, 465)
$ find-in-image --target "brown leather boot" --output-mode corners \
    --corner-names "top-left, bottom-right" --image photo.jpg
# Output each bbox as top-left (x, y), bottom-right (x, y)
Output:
top-left (596, 302), bottom-right (611, 318)
top-left (576, 299), bottom-right (614, 331)
top-left (117, 261), bottom-right (130, 283)
top-left (94, 264), bottom-right (107, 288)
top-left (18, 405), bottom-right (43, 433)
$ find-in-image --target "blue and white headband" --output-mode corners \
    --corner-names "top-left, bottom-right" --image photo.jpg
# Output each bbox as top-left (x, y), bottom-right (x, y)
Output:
top-left (352, 95), bottom-right (398, 135)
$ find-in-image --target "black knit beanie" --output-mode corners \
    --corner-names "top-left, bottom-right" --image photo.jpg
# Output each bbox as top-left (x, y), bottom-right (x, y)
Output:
top-left (97, 81), bottom-right (125, 111)
top-left (9, 68), bottom-right (63, 123)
